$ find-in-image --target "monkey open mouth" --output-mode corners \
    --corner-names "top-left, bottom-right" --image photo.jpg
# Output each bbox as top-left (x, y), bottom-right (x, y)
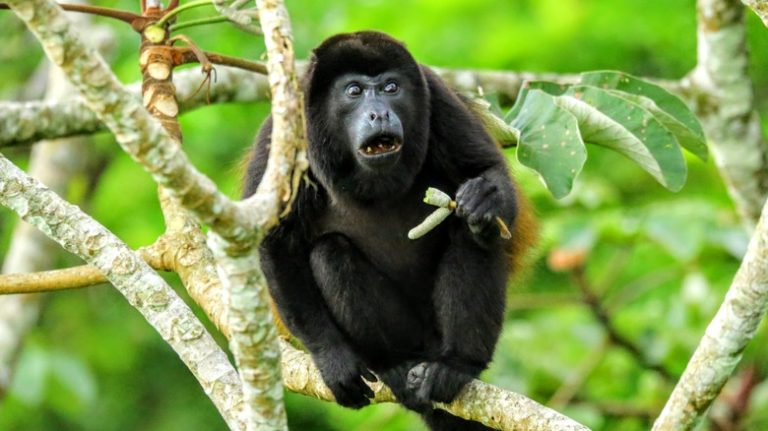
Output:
top-left (359, 134), bottom-right (403, 157)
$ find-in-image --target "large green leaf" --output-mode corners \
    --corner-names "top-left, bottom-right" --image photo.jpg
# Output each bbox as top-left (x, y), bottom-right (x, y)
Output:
top-left (510, 82), bottom-right (688, 194)
top-left (510, 89), bottom-right (587, 198)
top-left (605, 90), bottom-right (708, 162)
top-left (556, 85), bottom-right (687, 191)
top-left (581, 71), bottom-right (707, 160)
top-left (507, 81), bottom-right (570, 121)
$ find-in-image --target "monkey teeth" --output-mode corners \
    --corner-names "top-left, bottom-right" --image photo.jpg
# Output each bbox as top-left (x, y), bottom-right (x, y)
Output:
top-left (360, 138), bottom-right (402, 156)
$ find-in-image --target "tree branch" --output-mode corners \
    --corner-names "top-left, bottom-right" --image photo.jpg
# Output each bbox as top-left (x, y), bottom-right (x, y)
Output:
top-left (683, 0), bottom-right (768, 228)
top-left (0, 2), bottom-right (141, 24)
top-left (173, 48), bottom-right (268, 74)
top-left (280, 342), bottom-right (589, 431)
top-left (154, 193), bottom-right (230, 337)
top-left (1, 265), bottom-right (121, 293)
top-left (651, 196), bottom-right (768, 429)
top-left (206, 2), bottom-right (309, 430)
top-left (741, 0), bottom-right (768, 25)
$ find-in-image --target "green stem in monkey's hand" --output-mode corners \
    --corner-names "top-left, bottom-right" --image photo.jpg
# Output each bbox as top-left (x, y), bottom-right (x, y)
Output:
top-left (407, 187), bottom-right (512, 240)
top-left (408, 207), bottom-right (453, 240)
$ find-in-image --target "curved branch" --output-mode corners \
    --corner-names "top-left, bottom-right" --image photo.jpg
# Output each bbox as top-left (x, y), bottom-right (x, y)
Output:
top-left (281, 342), bottom-right (589, 431)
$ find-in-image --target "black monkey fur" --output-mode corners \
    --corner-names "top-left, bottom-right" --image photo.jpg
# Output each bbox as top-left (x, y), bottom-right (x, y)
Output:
top-left (244, 31), bottom-right (535, 431)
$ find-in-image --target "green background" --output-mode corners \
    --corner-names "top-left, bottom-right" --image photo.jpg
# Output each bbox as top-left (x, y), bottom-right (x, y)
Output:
top-left (1, 1), bottom-right (768, 430)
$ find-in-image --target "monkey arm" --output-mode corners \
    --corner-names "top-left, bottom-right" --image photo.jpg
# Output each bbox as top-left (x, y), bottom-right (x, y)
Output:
top-left (422, 67), bottom-right (518, 246)
top-left (260, 229), bottom-right (377, 409)
top-left (260, 232), bottom-right (349, 353)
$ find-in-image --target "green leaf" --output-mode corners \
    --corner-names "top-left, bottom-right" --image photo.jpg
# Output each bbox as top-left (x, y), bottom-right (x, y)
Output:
top-left (507, 81), bottom-right (570, 121)
top-left (606, 90), bottom-right (708, 161)
top-left (510, 89), bottom-right (587, 198)
top-left (507, 72), bottom-right (702, 197)
top-left (581, 71), bottom-right (707, 160)
top-left (529, 84), bottom-right (687, 192)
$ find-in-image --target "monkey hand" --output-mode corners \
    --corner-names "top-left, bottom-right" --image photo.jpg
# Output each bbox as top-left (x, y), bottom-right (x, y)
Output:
top-left (455, 177), bottom-right (503, 237)
top-left (405, 362), bottom-right (473, 405)
top-left (314, 346), bottom-right (377, 409)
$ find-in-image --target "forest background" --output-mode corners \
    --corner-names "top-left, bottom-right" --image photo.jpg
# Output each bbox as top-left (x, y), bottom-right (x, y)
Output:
top-left (1, 1), bottom-right (768, 430)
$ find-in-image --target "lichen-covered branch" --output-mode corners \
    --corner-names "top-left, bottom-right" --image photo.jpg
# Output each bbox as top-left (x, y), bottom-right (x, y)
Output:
top-left (139, 16), bottom-right (283, 428)
top-left (212, 0), bottom-right (262, 35)
top-left (281, 342), bottom-right (589, 431)
top-left (741, 0), bottom-right (768, 25)
top-left (250, 0), bottom-right (307, 231)
top-left (155, 190), bottom-right (229, 337)
top-left (209, 233), bottom-right (285, 431)
top-left (651, 198), bottom-right (768, 430)
top-left (432, 67), bottom-right (580, 101)
top-left (0, 140), bottom-right (89, 393)
top-left (205, 1), bottom-right (309, 430)
top-left (683, 0), bottom-right (768, 227)
top-left (0, 154), bottom-right (245, 429)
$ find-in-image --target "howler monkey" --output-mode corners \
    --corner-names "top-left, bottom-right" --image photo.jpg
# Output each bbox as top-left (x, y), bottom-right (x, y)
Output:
top-left (244, 31), bottom-right (535, 431)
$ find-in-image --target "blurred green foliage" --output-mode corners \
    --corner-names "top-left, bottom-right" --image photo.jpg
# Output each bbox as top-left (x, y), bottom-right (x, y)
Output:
top-left (1, 1), bottom-right (768, 430)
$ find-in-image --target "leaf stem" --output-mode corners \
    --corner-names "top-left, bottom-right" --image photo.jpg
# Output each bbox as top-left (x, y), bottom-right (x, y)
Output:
top-left (155, 0), bottom-right (212, 27)
top-left (170, 15), bottom-right (229, 32)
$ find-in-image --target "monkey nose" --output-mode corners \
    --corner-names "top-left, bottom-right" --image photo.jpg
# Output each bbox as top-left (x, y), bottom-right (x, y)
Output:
top-left (367, 110), bottom-right (390, 124)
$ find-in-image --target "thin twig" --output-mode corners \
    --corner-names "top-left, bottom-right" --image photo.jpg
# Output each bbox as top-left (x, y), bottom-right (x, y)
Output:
top-left (170, 15), bottom-right (229, 32)
top-left (0, 245), bottom-right (171, 294)
top-left (0, 2), bottom-right (140, 24)
top-left (155, 0), bottom-right (211, 27)
top-left (173, 48), bottom-right (267, 74)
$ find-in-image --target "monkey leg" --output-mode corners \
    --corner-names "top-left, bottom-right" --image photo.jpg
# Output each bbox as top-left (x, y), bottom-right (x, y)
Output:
top-left (400, 225), bottom-right (507, 410)
top-left (309, 233), bottom-right (428, 364)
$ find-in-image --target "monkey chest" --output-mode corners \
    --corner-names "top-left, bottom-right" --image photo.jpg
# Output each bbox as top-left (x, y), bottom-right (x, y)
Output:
top-left (313, 199), bottom-right (445, 284)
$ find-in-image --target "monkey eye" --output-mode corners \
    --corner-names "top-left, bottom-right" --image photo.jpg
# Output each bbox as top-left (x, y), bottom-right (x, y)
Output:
top-left (383, 82), bottom-right (399, 94)
top-left (345, 84), bottom-right (363, 97)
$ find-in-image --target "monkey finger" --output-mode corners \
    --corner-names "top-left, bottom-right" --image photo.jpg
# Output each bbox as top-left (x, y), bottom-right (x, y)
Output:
top-left (458, 185), bottom-right (496, 216)
top-left (362, 369), bottom-right (378, 382)
top-left (470, 200), bottom-right (498, 222)
top-left (456, 179), bottom-right (482, 202)
top-left (356, 378), bottom-right (375, 399)
top-left (333, 385), bottom-right (368, 409)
